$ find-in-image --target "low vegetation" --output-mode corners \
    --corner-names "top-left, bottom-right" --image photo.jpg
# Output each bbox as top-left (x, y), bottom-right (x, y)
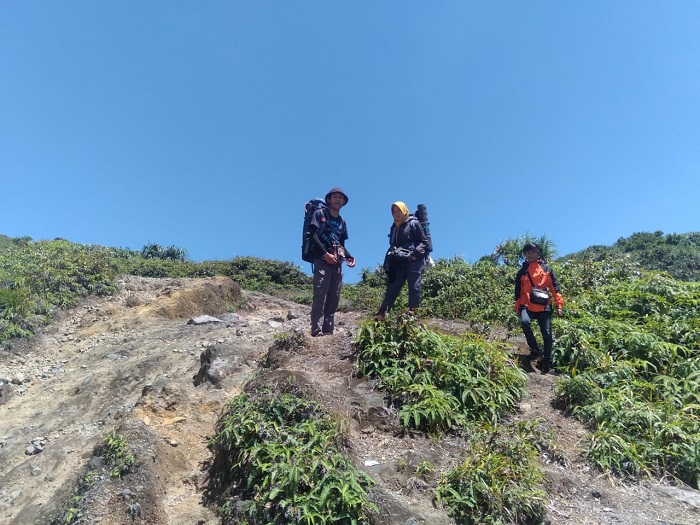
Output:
top-left (355, 313), bottom-right (557, 523)
top-left (565, 230), bottom-right (700, 281)
top-left (45, 431), bottom-right (135, 525)
top-left (209, 380), bottom-right (378, 525)
top-left (354, 312), bottom-right (526, 430)
top-left (435, 420), bottom-right (556, 525)
top-left (0, 238), bottom-right (311, 343)
top-left (5, 229), bottom-right (700, 522)
top-left (553, 272), bottom-right (700, 487)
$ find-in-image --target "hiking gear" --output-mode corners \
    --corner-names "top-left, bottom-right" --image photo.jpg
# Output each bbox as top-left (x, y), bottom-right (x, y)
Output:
top-left (522, 242), bottom-right (541, 253)
top-left (302, 198), bottom-right (329, 263)
top-left (325, 187), bottom-right (348, 205)
top-left (391, 202), bottom-right (410, 227)
top-left (526, 272), bottom-right (550, 305)
top-left (390, 216), bottom-right (427, 258)
top-left (414, 204), bottom-right (433, 254)
top-left (514, 261), bottom-right (564, 313)
top-left (386, 246), bottom-right (413, 265)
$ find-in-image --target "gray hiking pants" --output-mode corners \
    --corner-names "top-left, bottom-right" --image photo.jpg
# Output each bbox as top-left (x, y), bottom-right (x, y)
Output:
top-left (311, 259), bottom-right (343, 336)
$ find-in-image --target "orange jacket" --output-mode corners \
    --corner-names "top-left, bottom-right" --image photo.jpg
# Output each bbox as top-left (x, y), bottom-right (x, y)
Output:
top-left (514, 261), bottom-right (564, 313)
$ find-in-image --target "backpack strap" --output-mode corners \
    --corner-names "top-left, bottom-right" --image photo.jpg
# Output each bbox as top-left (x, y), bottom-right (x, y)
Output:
top-left (526, 265), bottom-right (550, 288)
top-left (526, 271), bottom-right (537, 288)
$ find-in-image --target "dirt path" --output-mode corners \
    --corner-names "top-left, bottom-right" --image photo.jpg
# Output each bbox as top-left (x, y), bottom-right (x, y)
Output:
top-left (1, 276), bottom-right (698, 524)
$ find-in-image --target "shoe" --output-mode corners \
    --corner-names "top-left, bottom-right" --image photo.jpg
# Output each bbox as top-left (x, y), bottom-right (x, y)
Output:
top-left (541, 367), bottom-right (559, 376)
top-left (518, 354), bottom-right (536, 372)
top-left (375, 313), bottom-right (385, 322)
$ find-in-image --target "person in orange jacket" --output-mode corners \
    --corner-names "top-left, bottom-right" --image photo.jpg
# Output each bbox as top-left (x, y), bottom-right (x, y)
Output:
top-left (514, 242), bottom-right (564, 374)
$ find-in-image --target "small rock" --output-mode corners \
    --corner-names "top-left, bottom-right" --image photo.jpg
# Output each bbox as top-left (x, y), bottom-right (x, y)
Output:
top-left (187, 315), bottom-right (223, 326)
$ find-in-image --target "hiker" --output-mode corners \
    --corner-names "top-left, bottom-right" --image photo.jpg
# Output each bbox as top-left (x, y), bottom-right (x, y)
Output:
top-left (375, 202), bottom-right (428, 321)
top-left (514, 242), bottom-right (564, 374)
top-left (308, 187), bottom-right (355, 336)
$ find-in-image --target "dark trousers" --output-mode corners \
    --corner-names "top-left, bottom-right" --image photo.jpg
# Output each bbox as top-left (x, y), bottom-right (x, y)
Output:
top-left (311, 259), bottom-right (343, 335)
top-left (520, 308), bottom-right (554, 367)
top-left (377, 259), bottom-right (424, 315)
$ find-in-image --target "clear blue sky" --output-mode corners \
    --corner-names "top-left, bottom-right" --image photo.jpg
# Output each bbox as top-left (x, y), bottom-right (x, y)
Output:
top-left (2, 2), bottom-right (699, 283)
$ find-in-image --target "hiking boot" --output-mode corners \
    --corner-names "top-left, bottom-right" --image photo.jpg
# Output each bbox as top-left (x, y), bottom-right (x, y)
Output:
top-left (540, 364), bottom-right (559, 376)
top-left (518, 354), bottom-right (536, 372)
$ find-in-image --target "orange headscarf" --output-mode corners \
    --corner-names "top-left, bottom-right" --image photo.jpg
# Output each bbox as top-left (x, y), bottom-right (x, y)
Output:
top-left (392, 202), bottom-right (409, 228)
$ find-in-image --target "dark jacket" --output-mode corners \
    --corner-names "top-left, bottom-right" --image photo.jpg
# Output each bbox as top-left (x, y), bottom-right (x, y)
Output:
top-left (389, 216), bottom-right (428, 260)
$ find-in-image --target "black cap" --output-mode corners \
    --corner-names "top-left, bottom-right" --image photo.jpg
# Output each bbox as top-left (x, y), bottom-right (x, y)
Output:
top-left (325, 187), bottom-right (349, 205)
top-left (522, 242), bottom-right (541, 253)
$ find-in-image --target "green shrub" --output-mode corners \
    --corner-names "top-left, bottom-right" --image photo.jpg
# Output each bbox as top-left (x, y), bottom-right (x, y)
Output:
top-left (553, 271), bottom-right (700, 486)
top-left (435, 420), bottom-right (550, 525)
top-left (210, 381), bottom-right (377, 525)
top-left (354, 313), bottom-right (526, 431)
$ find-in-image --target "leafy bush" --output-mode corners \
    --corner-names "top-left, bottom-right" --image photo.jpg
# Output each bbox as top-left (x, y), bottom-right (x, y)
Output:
top-left (435, 420), bottom-right (551, 525)
top-left (96, 430), bottom-right (135, 479)
top-left (210, 380), bottom-right (377, 525)
top-left (553, 270), bottom-right (700, 486)
top-left (140, 242), bottom-right (188, 261)
top-left (354, 313), bottom-right (526, 431)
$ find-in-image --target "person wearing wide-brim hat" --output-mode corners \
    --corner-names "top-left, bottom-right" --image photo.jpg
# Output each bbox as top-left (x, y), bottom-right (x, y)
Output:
top-left (308, 187), bottom-right (356, 336)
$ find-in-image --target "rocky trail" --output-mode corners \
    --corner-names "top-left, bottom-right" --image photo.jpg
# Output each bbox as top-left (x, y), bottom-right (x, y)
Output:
top-left (1, 276), bottom-right (698, 524)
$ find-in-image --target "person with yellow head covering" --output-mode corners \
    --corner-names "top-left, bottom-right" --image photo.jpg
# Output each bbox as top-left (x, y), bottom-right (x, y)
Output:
top-left (375, 201), bottom-right (429, 321)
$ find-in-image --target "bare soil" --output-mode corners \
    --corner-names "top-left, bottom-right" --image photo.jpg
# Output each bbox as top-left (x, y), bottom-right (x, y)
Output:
top-left (1, 276), bottom-right (698, 524)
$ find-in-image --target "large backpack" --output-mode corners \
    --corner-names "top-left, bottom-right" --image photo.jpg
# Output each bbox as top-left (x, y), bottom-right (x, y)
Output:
top-left (414, 203), bottom-right (433, 253)
top-left (301, 198), bottom-right (329, 263)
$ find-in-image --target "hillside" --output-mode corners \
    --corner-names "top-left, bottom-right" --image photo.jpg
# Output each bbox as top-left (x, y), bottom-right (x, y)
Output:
top-left (1, 276), bottom-right (699, 524)
top-left (563, 231), bottom-right (700, 281)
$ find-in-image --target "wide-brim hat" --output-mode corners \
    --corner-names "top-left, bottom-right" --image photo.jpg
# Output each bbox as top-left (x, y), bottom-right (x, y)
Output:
top-left (325, 187), bottom-right (349, 205)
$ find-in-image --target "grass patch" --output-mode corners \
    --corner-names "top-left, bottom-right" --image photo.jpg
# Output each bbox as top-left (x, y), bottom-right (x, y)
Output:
top-left (209, 380), bottom-right (377, 525)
